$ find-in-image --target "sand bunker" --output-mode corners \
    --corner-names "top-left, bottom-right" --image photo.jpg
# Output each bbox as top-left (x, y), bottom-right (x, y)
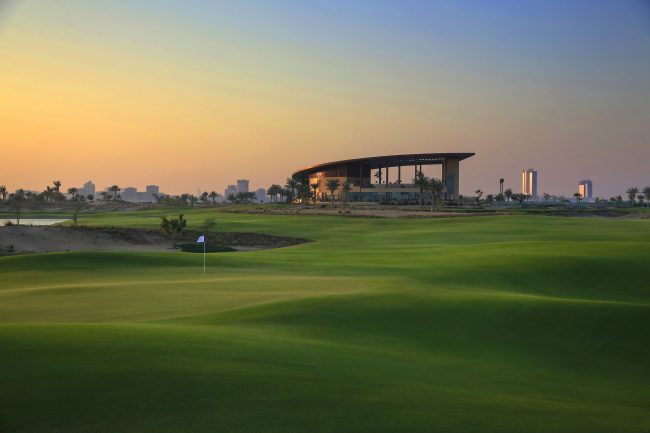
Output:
top-left (0, 226), bottom-right (309, 255)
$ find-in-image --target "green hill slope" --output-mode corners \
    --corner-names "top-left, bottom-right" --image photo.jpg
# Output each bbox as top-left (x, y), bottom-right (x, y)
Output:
top-left (1, 213), bottom-right (649, 432)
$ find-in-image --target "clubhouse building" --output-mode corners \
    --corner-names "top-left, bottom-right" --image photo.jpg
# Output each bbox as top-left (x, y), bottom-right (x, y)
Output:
top-left (292, 152), bottom-right (475, 203)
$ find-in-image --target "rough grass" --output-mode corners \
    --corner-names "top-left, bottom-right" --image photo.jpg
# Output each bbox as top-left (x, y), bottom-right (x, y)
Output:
top-left (0, 210), bottom-right (649, 433)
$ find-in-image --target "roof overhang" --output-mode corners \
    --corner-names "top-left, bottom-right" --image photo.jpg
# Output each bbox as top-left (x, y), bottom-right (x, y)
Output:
top-left (292, 152), bottom-right (475, 178)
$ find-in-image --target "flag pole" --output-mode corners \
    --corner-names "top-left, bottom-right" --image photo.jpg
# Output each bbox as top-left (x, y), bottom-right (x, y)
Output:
top-left (203, 234), bottom-right (206, 276)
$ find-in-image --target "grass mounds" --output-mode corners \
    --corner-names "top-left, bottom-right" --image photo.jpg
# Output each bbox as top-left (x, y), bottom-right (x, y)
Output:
top-left (1, 210), bottom-right (648, 433)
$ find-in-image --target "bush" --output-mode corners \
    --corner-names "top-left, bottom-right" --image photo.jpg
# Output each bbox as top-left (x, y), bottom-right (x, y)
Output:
top-left (160, 214), bottom-right (187, 236)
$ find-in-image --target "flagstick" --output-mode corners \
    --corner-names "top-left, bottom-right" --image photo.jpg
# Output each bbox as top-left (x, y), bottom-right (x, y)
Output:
top-left (203, 235), bottom-right (206, 276)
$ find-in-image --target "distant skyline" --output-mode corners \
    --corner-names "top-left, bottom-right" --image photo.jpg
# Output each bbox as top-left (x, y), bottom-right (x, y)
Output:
top-left (1, 1), bottom-right (649, 196)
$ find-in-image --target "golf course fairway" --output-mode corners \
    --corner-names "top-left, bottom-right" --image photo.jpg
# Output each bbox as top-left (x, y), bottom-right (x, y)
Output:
top-left (1, 210), bottom-right (649, 433)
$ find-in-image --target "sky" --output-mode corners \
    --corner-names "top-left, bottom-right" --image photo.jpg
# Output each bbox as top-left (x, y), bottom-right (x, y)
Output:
top-left (1, 0), bottom-right (649, 197)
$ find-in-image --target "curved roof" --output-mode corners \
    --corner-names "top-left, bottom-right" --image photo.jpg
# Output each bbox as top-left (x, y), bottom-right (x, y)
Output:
top-left (293, 152), bottom-right (475, 178)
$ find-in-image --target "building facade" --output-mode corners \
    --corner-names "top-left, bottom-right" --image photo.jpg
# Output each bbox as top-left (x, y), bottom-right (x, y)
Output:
top-left (146, 185), bottom-right (159, 195)
top-left (78, 180), bottom-right (96, 198)
top-left (255, 188), bottom-right (267, 203)
top-left (225, 184), bottom-right (237, 198)
top-left (521, 168), bottom-right (538, 198)
top-left (237, 179), bottom-right (249, 194)
top-left (578, 179), bottom-right (593, 199)
top-left (122, 187), bottom-right (138, 202)
top-left (292, 153), bottom-right (474, 203)
top-left (117, 185), bottom-right (160, 203)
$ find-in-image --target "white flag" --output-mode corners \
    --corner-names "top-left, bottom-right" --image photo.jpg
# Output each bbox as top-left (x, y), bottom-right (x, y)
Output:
top-left (196, 235), bottom-right (205, 243)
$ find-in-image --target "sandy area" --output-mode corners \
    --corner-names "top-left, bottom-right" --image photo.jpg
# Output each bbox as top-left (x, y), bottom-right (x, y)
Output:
top-left (0, 218), bottom-right (70, 226)
top-left (0, 226), bottom-right (176, 254)
top-left (227, 207), bottom-right (481, 218)
top-left (225, 206), bottom-right (650, 219)
top-left (0, 226), bottom-right (309, 255)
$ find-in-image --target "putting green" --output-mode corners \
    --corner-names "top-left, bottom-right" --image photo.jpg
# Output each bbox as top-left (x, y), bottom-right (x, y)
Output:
top-left (1, 210), bottom-right (649, 432)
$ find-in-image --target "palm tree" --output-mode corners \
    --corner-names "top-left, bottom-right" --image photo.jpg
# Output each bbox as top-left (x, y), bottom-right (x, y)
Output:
top-left (429, 177), bottom-right (445, 212)
top-left (42, 186), bottom-right (52, 202)
top-left (413, 170), bottom-right (429, 209)
top-left (10, 189), bottom-right (25, 225)
top-left (0, 185), bottom-right (7, 201)
top-left (53, 180), bottom-right (62, 193)
top-left (295, 182), bottom-right (308, 208)
top-left (504, 188), bottom-right (513, 203)
top-left (100, 191), bottom-right (109, 201)
top-left (71, 195), bottom-right (86, 227)
top-left (643, 186), bottom-right (650, 208)
top-left (67, 187), bottom-right (78, 199)
top-left (474, 189), bottom-right (483, 208)
top-left (285, 178), bottom-right (298, 207)
top-left (109, 185), bottom-right (121, 200)
top-left (267, 184), bottom-right (282, 203)
top-left (511, 193), bottom-right (527, 207)
top-left (201, 191), bottom-right (209, 204)
top-left (279, 188), bottom-right (287, 204)
top-left (266, 185), bottom-right (275, 202)
top-left (326, 178), bottom-right (340, 209)
top-left (342, 180), bottom-right (353, 209)
top-left (626, 187), bottom-right (639, 205)
top-left (374, 169), bottom-right (383, 184)
top-left (209, 191), bottom-right (219, 204)
top-left (310, 181), bottom-right (320, 206)
top-left (574, 192), bottom-right (582, 204)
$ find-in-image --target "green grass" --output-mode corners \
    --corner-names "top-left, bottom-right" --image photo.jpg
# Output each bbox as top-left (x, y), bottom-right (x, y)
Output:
top-left (1, 210), bottom-right (649, 433)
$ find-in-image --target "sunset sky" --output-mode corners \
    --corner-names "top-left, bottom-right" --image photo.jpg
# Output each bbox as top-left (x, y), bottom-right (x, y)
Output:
top-left (1, 1), bottom-right (649, 196)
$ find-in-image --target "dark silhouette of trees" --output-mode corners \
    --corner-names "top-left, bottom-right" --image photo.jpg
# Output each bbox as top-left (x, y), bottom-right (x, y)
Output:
top-left (9, 189), bottom-right (25, 225)
top-left (160, 214), bottom-right (187, 237)
top-left (413, 170), bottom-right (429, 209)
top-left (310, 181), bottom-right (320, 205)
top-left (643, 186), bottom-right (650, 208)
top-left (325, 178), bottom-right (340, 209)
top-left (267, 184), bottom-right (282, 203)
top-left (429, 178), bottom-right (445, 211)
top-left (342, 180), bottom-right (352, 209)
top-left (285, 178), bottom-right (298, 207)
top-left (504, 188), bottom-right (513, 203)
top-left (109, 185), bottom-right (121, 200)
top-left (626, 187), bottom-right (639, 205)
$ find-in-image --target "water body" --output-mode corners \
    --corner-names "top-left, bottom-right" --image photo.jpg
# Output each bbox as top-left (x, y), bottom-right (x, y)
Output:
top-left (0, 219), bottom-right (69, 226)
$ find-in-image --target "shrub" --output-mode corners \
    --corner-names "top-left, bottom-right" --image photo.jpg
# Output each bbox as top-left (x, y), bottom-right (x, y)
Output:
top-left (160, 214), bottom-right (187, 236)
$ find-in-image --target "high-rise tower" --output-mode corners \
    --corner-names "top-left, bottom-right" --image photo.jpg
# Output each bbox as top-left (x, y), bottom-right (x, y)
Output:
top-left (521, 168), bottom-right (538, 198)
